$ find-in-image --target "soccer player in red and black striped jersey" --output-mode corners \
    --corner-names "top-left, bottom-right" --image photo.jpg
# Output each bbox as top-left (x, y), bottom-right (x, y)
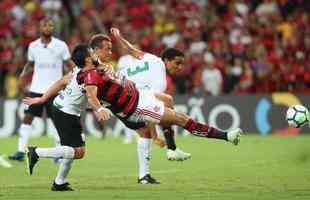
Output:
top-left (88, 33), bottom-right (243, 184)
top-left (84, 51), bottom-right (243, 147)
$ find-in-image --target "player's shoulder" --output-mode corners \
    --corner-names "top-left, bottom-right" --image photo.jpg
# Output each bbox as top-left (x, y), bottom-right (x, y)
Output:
top-left (144, 53), bottom-right (165, 68)
top-left (143, 53), bottom-right (160, 61)
top-left (28, 38), bottom-right (41, 48)
top-left (52, 37), bottom-right (69, 47)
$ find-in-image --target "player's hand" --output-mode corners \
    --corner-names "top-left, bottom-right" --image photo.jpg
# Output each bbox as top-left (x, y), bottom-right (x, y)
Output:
top-left (153, 138), bottom-right (166, 148)
top-left (110, 27), bottom-right (121, 39)
top-left (94, 107), bottom-right (112, 122)
top-left (22, 97), bottom-right (45, 105)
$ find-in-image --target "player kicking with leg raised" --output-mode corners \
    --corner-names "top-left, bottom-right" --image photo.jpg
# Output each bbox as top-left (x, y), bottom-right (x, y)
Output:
top-left (9, 18), bottom-right (74, 162)
top-left (79, 55), bottom-right (242, 149)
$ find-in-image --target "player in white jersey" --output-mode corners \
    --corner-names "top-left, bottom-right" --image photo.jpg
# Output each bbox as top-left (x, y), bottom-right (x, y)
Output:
top-left (106, 28), bottom-right (189, 184)
top-left (9, 18), bottom-right (74, 161)
top-left (115, 29), bottom-right (191, 161)
top-left (24, 44), bottom-right (112, 191)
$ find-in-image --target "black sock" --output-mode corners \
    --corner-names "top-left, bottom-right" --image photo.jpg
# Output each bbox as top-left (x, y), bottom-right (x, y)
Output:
top-left (162, 127), bottom-right (177, 150)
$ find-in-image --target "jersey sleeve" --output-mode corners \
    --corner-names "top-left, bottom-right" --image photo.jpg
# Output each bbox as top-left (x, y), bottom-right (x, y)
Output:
top-left (84, 70), bottom-right (99, 86)
top-left (61, 42), bottom-right (71, 60)
top-left (150, 59), bottom-right (167, 92)
top-left (27, 44), bottom-right (34, 61)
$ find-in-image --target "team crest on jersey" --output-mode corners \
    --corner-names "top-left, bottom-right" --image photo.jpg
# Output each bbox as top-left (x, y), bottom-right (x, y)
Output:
top-left (153, 106), bottom-right (160, 112)
top-left (78, 83), bottom-right (85, 92)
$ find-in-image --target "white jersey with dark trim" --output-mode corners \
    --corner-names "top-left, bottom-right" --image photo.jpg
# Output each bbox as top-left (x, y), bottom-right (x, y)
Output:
top-left (53, 67), bottom-right (87, 116)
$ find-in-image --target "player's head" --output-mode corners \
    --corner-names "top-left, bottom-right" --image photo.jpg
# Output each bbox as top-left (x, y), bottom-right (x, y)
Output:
top-left (71, 44), bottom-right (92, 69)
top-left (39, 18), bottom-right (54, 38)
top-left (89, 34), bottom-right (112, 62)
top-left (161, 48), bottom-right (185, 74)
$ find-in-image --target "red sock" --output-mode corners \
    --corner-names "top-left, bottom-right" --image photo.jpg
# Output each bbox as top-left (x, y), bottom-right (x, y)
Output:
top-left (184, 119), bottom-right (227, 141)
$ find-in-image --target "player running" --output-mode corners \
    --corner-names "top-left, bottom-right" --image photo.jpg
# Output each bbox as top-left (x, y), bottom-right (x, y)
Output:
top-left (9, 18), bottom-right (74, 162)
top-left (24, 44), bottom-right (99, 191)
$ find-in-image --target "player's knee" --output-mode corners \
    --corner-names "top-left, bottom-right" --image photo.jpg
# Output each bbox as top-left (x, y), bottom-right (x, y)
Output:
top-left (74, 147), bottom-right (85, 159)
top-left (23, 114), bottom-right (34, 124)
top-left (175, 111), bottom-right (188, 125)
top-left (137, 127), bottom-right (151, 138)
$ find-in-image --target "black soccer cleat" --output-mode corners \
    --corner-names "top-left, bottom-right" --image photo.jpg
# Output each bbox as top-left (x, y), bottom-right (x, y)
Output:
top-left (8, 151), bottom-right (25, 161)
top-left (138, 174), bottom-right (160, 184)
top-left (51, 182), bottom-right (74, 191)
top-left (26, 146), bottom-right (39, 175)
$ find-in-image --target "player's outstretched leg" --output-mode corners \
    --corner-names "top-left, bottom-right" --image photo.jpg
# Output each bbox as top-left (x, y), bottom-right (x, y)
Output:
top-left (162, 127), bottom-right (191, 161)
top-left (160, 108), bottom-right (243, 145)
top-left (26, 146), bottom-right (39, 175)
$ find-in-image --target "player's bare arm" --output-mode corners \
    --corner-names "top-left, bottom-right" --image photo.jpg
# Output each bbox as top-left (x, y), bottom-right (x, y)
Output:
top-left (23, 72), bottom-right (72, 105)
top-left (84, 85), bottom-right (112, 122)
top-left (19, 61), bottom-right (34, 79)
top-left (64, 59), bottom-right (75, 72)
top-left (110, 27), bottom-right (144, 59)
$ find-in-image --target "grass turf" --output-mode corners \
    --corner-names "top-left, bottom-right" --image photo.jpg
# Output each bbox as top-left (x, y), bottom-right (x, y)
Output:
top-left (1, 135), bottom-right (310, 200)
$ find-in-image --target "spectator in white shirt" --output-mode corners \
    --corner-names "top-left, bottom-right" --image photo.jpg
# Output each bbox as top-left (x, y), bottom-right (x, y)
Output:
top-left (201, 52), bottom-right (223, 96)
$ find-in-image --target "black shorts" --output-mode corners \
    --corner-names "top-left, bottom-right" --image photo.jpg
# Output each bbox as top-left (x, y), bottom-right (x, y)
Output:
top-left (25, 92), bottom-right (55, 117)
top-left (51, 106), bottom-right (85, 147)
top-left (116, 115), bottom-right (147, 130)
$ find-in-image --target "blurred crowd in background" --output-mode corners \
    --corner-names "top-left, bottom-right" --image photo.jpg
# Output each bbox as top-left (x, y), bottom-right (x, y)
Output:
top-left (0, 0), bottom-right (309, 98)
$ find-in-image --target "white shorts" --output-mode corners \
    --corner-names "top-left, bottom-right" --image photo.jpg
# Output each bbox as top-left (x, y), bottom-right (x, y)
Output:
top-left (127, 88), bottom-right (165, 124)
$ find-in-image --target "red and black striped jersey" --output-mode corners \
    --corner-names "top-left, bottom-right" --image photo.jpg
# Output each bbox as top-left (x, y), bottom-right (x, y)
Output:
top-left (83, 67), bottom-right (139, 118)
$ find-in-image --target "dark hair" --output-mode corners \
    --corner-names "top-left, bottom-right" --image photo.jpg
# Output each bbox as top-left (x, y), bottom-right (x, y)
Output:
top-left (72, 44), bottom-right (90, 68)
top-left (40, 17), bottom-right (54, 26)
top-left (89, 34), bottom-right (111, 49)
top-left (161, 48), bottom-right (184, 61)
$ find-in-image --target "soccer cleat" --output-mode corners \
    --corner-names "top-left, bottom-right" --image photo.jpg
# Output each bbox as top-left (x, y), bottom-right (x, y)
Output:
top-left (8, 151), bottom-right (25, 161)
top-left (227, 128), bottom-right (243, 145)
top-left (26, 146), bottom-right (39, 175)
top-left (138, 174), bottom-right (160, 184)
top-left (167, 148), bottom-right (191, 161)
top-left (51, 182), bottom-right (74, 191)
top-left (0, 155), bottom-right (12, 168)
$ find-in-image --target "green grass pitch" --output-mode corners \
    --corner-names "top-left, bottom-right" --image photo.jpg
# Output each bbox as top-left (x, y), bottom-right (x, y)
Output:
top-left (1, 135), bottom-right (310, 200)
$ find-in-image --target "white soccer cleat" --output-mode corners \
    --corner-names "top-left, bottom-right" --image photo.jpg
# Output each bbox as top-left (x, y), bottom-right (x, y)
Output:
top-left (167, 148), bottom-right (191, 161)
top-left (0, 155), bottom-right (12, 168)
top-left (227, 128), bottom-right (243, 145)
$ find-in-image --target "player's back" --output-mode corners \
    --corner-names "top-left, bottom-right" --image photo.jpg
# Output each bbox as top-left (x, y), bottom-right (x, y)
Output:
top-left (117, 53), bottom-right (167, 92)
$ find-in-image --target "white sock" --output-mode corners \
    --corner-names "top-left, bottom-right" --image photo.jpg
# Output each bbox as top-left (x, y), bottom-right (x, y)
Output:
top-left (55, 158), bottom-right (74, 185)
top-left (35, 146), bottom-right (75, 159)
top-left (124, 127), bottom-right (136, 143)
top-left (18, 124), bottom-right (32, 152)
top-left (137, 137), bottom-right (151, 179)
